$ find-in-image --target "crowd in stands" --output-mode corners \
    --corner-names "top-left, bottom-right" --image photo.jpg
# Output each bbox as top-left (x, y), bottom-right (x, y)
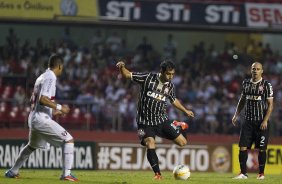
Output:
top-left (0, 27), bottom-right (282, 136)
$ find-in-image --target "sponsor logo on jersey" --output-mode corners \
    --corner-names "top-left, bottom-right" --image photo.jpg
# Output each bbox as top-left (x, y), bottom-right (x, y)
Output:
top-left (147, 91), bottom-right (166, 101)
top-left (246, 95), bottom-right (261, 100)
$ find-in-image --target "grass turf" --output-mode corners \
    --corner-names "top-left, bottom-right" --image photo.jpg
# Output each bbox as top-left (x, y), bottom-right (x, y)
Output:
top-left (1, 169), bottom-right (281, 184)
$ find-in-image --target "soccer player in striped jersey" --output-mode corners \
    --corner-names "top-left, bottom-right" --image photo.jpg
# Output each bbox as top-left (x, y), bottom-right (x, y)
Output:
top-left (117, 59), bottom-right (194, 180)
top-left (232, 62), bottom-right (274, 180)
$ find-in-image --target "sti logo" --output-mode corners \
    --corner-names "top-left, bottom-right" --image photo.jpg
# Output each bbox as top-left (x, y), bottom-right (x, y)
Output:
top-left (205, 5), bottom-right (240, 24)
top-left (156, 3), bottom-right (191, 22)
top-left (106, 1), bottom-right (141, 20)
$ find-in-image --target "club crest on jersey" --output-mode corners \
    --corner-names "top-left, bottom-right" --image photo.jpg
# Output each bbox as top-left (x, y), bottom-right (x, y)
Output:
top-left (147, 91), bottom-right (166, 101)
top-left (259, 85), bottom-right (264, 92)
top-left (164, 87), bottom-right (169, 94)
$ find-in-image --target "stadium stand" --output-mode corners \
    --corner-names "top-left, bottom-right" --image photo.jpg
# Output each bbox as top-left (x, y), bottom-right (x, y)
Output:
top-left (0, 26), bottom-right (281, 136)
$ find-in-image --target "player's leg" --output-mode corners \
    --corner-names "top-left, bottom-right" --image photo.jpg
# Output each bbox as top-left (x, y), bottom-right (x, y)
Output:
top-left (34, 117), bottom-right (78, 181)
top-left (255, 122), bottom-right (269, 180)
top-left (5, 144), bottom-right (35, 178)
top-left (173, 134), bottom-right (187, 147)
top-left (145, 137), bottom-right (162, 180)
top-left (5, 126), bottom-right (37, 178)
top-left (162, 120), bottom-right (187, 147)
top-left (257, 149), bottom-right (266, 180)
top-left (5, 145), bottom-right (35, 178)
top-left (233, 121), bottom-right (253, 179)
top-left (172, 120), bottom-right (189, 139)
top-left (62, 139), bottom-right (76, 181)
top-left (235, 147), bottom-right (248, 178)
top-left (138, 125), bottom-right (161, 180)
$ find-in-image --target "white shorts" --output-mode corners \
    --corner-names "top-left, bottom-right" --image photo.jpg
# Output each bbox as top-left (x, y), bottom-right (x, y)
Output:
top-left (28, 112), bottom-right (73, 149)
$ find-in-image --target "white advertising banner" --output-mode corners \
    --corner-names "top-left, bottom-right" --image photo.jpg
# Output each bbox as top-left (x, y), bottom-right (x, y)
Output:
top-left (245, 3), bottom-right (282, 28)
top-left (96, 143), bottom-right (232, 172)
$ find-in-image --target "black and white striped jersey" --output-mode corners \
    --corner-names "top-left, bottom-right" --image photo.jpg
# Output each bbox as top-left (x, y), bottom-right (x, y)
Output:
top-left (242, 78), bottom-right (274, 121)
top-left (131, 72), bottom-right (176, 126)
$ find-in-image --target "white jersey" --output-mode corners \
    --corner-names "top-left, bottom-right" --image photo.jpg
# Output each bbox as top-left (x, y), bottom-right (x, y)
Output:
top-left (30, 69), bottom-right (57, 118)
top-left (27, 68), bottom-right (73, 149)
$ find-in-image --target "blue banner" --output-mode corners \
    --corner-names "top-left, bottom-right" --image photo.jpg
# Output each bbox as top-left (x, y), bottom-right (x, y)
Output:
top-left (98, 0), bottom-right (246, 27)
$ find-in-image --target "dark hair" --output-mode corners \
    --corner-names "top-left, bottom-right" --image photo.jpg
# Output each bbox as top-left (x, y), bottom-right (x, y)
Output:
top-left (160, 59), bottom-right (175, 72)
top-left (48, 54), bottom-right (63, 69)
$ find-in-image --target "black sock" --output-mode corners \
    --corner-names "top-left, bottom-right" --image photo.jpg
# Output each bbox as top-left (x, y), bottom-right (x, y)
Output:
top-left (239, 150), bottom-right (248, 175)
top-left (147, 149), bottom-right (160, 174)
top-left (258, 150), bottom-right (266, 174)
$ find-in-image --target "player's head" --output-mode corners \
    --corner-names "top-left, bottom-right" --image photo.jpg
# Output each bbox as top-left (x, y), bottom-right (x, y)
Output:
top-left (160, 59), bottom-right (175, 82)
top-left (251, 62), bottom-right (263, 81)
top-left (48, 54), bottom-right (64, 76)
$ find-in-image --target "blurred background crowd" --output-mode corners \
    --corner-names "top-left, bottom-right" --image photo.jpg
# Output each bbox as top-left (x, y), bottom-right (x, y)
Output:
top-left (0, 26), bottom-right (282, 136)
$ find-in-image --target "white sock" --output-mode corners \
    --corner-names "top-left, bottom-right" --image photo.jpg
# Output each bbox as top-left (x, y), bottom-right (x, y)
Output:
top-left (11, 145), bottom-right (34, 174)
top-left (63, 143), bottom-right (74, 177)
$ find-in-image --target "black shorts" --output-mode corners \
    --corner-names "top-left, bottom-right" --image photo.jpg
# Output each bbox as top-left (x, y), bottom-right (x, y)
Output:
top-left (239, 120), bottom-right (269, 150)
top-left (137, 121), bottom-right (181, 146)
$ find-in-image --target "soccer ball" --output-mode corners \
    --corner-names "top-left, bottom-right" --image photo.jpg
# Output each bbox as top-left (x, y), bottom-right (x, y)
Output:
top-left (173, 164), bottom-right (191, 180)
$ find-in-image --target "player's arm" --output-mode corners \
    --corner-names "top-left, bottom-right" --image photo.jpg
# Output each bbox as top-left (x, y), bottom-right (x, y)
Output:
top-left (116, 60), bottom-right (131, 79)
top-left (40, 77), bottom-right (69, 115)
top-left (39, 95), bottom-right (70, 114)
top-left (261, 82), bottom-right (274, 130)
top-left (260, 98), bottom-right (273, 130)
top-left (232, 94), bottom-right (246, 126)
top-left (172, 99), bottom-right (194, 117)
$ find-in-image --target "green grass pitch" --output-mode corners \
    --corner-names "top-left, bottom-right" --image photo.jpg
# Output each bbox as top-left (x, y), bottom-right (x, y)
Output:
top-left (1, 169), bottom-right (281, 184)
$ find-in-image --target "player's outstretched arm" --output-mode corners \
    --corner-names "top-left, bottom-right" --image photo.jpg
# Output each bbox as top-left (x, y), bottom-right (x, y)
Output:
top-left (116, 60), bottom-right (131, 79)
top-left (172, 99), bottom-right (194, 118)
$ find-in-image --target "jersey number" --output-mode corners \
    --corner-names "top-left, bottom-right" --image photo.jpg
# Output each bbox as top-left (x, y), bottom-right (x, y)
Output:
top-left (260, 136), bottom-right (265, 146)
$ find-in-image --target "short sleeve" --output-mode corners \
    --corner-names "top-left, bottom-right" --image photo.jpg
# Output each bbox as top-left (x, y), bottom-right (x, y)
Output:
top-left (131, 72), bottom-right (149, 84)
top-left (241, 80), bottom-right (246, 95)
top-left (168, 83), bottom-right (176, 103)
top-left (41, 77), bottom-right (55, 98)
top-left (266, 82), bottom-right (274, 99)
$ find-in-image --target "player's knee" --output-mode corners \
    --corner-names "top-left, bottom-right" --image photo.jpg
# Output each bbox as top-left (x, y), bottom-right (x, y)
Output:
top-left (179, 139), bottom-right (187, 147)
top-left (65, 138), bottom-right (74, 143)
top-left (240, 147), bottom-right (247, 151)
top-left (27, 145), bottom-right (36, 151)
top-left (145, 138), bottom-right (155, 148)
top-left (176, 137), bottom-right (187, 147)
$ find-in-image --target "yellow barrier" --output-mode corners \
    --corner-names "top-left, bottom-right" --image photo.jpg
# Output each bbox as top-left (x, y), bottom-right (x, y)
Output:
top-left (0, 0), bottom-right (98, 20)
top-left (232, 144), bottom-right (282, 174)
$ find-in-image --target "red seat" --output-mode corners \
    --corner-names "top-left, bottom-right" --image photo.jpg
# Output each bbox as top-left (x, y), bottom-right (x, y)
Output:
top-left (0, 103), bottom-right (9, 127)
top-left (8, 106), bottom-right (27, 128)
top-left (57, 108), bottom-right (95, 130)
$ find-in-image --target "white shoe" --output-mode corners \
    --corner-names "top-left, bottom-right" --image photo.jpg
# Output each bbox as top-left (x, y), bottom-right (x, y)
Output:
top-left (233, 173), bottom-right (248, 179)
top-left (257, 174), bottom-right (265, 180)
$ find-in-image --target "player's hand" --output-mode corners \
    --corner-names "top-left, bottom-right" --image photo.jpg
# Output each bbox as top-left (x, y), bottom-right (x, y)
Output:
top-left (186, 110), bottom-right (194, 117)
top-left (53, 109), bottom-right (64, 116)
top-left (116, 61), bottom-right (125, 69)
top-left (61, 104), bottom-right (70, 114)
top-left (232, 115), bottom-right (237, 126)
top-left (260, 121), bottom-right (268, 130)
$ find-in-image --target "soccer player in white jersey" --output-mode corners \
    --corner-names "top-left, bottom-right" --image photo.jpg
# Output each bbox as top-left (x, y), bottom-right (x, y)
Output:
top-left (5, 54), bottom-right (78, 182)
